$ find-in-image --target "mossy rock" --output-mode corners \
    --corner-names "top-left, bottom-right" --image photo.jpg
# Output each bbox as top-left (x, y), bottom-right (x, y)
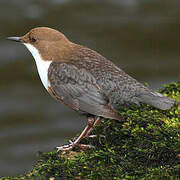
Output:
top-left (1, 82), bottom-right (180, 180)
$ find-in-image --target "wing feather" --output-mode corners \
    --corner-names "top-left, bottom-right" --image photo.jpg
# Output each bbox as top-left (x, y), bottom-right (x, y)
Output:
top-left (48, 62), bottom-right (117, 118)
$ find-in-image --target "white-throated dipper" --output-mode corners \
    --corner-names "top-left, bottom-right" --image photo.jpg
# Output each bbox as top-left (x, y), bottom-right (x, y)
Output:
top-left (8, 27), bottom-right (175, 151)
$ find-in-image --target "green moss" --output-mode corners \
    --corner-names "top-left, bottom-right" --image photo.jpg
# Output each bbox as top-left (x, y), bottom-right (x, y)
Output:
top-left (1, 82), bottom-right (180, 180)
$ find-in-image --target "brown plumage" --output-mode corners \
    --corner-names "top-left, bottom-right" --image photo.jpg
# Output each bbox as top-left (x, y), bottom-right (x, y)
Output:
top-left (8, 27), bottom-right (176, 151)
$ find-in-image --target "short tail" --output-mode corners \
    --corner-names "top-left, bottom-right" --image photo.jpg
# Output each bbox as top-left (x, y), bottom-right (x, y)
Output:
top-left (139, 91), bottom-right (176, 110)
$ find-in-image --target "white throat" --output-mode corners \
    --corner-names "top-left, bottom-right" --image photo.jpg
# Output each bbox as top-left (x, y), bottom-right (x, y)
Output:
top-left (24, 43), bottom-right (52, 90)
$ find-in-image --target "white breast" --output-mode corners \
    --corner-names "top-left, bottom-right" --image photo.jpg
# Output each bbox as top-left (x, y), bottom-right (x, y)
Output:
top-left (24, 43), bottom-right (52, 90)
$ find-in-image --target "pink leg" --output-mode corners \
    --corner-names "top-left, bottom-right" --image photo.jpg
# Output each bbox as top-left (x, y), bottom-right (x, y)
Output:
top-left (85, 116), bottom-right (102, 138)
top-left (57, 116), bottom-right (96, 152)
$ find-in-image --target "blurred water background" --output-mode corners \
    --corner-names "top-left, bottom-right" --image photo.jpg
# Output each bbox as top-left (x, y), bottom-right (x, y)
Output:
top-left (0, 0), bottom-right (179, 176)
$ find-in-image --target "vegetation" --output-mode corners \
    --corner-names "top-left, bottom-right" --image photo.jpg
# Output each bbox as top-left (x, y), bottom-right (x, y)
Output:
top-left (1, 82), bottom-right (180, 180)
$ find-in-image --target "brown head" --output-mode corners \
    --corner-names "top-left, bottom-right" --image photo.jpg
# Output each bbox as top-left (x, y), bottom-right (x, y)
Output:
top-left (8, 27), bottom-right (73, 61)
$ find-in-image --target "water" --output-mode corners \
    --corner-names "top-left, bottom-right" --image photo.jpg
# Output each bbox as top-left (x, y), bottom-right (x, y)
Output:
top-left (0, 0), bottom-right (179, 176)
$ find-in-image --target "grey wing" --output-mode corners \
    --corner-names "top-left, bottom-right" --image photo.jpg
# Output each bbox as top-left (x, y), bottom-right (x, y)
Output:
top-left (48, 62), bottom-right (121, 119)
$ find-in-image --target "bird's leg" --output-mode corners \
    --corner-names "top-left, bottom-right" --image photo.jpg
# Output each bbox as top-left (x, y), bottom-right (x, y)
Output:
top-left (77, 116), bottom-right (104, 149)
top-left (84, 116), bottom-right (103, 138)
top-left (57, 116), bottom-right (95, 152)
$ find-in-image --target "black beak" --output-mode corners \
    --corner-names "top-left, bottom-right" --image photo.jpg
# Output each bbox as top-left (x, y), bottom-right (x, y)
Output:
top-left (7, 37), bottom-right (23, 43)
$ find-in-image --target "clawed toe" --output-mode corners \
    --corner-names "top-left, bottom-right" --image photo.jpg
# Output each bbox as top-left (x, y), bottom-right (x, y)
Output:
top-left (78, 144), bottom-right (95, 149)
top-left (56, 146), bottom-right (72, 152)
top-left (56, 142), bottom-right (95, 152)
top-left (88, 134), bottom-right (105, 138)
top-left (56, 142), bottom-right (74, 152)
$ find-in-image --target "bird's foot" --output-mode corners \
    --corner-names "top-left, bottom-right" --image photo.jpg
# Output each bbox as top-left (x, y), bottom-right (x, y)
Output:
top-left (56, 140), bottom-right (94, 152)
top-left (88, 134), bottom-right (105, 138)
top-left (78, 144), bottom-right (95, 149)
top-left (56, 143), bottom-right (74, 152)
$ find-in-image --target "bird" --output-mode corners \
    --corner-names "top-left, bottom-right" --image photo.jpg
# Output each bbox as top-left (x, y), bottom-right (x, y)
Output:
top-left (7, 27), bottom-right (175, 151)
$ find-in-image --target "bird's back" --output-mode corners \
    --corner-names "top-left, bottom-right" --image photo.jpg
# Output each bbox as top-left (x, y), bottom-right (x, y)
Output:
top-left (66, 44), bottom-right (175, 110)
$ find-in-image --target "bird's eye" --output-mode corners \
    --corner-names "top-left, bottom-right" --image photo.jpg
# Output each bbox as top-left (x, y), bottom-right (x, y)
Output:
top-left (30, 36), bottom-right (37, 43)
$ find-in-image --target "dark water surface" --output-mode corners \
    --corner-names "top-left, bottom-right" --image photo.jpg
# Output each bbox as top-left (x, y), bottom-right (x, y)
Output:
top-left (0, 0), bottom-right (179, 176)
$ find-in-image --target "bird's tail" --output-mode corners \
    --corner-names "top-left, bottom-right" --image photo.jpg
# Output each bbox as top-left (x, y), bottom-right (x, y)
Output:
top-left (139, 91), bottom-right (176, 110)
